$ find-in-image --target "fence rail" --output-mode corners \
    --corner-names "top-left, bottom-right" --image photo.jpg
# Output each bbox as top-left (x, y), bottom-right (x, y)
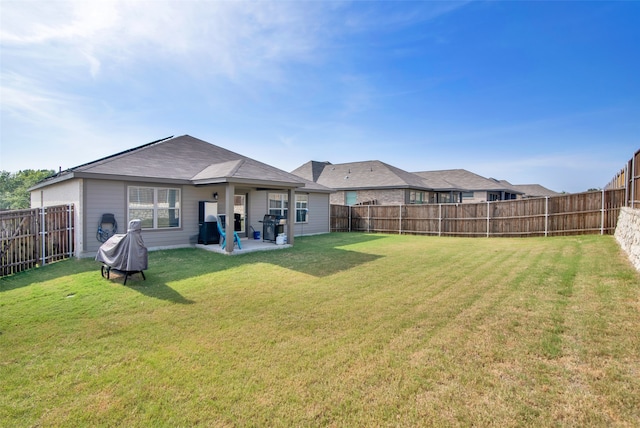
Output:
top-left (1, 204), bottom-right (74, 277)
top-left (331, 189), bottom-right (625, 237)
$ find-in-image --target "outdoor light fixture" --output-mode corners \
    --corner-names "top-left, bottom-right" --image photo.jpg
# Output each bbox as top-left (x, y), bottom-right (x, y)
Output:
top-left (213, 192), bottom-right (218, 200)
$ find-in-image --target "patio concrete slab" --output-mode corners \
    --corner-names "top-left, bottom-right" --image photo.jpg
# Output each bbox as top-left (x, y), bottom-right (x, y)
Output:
top-left (195, 238), bottom-right (291, 255)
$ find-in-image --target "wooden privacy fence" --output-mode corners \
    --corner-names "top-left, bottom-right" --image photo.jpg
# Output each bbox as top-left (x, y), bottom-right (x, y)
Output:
top-left (331, 189), bottom-right (625, 237)
top-left (607, 148), bottom-right (640, 207)
top-left (1, 204), bottom-right (74, 277)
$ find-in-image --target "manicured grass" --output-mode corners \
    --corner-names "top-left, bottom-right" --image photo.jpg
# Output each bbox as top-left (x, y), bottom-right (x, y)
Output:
top-left (1, 233), bottom-right (639, 426)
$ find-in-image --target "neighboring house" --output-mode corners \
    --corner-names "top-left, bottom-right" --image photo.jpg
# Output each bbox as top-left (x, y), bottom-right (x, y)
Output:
top-left (413, 169), bottom-right (524, 203)
top-left (29, 135), bottom-right (332, 256)
top-left (291, 160), bottom-right (464, 206)
top-left (492, 180), bottom-right (561, 198)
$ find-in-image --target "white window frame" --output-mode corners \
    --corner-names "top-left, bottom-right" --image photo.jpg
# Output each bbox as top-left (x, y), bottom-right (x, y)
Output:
top-left (268, 193), bottom-right (288, 218)
top-left (296, 195), bottom-right (309, 223)
top-left (268, 193), bottom-right (308, 223)
top-left (128, 186), bottom-right (181, 229)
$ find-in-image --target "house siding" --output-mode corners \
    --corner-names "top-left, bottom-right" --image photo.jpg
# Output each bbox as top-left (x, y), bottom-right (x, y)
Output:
top-left (247, 189), bottom-right (268, 236)
top-left (84, 179), bottom-right (127, 255)
top-left (461, 191), bottom-right (489, 204)
top-left (330, 189), bottom-right (406, 206)
top-left (294, 192), bottom-right (330, 236)
top-left (83, 180), bottom-right (228, 255)
top-left (248, 190), bottom-right (329, 237)
top-left (36, 178), bottom-right (328, 257)
top-left (30, 178), bottom-right (84, 255)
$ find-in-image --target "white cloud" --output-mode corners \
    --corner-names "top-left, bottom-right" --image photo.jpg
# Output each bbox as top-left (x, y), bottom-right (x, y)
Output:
top-left (1, 0), bottom-right (334, 82)
top-left (0, 0), bottom-right (344, 171)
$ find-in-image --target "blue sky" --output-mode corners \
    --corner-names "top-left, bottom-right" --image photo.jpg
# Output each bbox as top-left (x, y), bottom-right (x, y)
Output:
top-left (1, 0), bottom-right (638, 193)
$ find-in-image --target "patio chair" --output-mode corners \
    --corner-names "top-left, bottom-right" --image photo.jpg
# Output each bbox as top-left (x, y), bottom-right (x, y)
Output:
top-left (216, 216), bottom-right (242, 250)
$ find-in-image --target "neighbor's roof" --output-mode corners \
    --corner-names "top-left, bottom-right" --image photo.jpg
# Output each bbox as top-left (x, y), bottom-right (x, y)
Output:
top-left (413, 169), bottom-right (524, 194)
top-left (508, 183), bottom-right (561, 197)
top-left (293, 160), bottom-right (443, 191)
top-left (31, 135), bottom-right (330, 192)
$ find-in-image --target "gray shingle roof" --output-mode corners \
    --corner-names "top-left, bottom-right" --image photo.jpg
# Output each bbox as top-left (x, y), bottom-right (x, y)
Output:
top-left (293, 160), bottom-right (440, 191)
top-left (509, 183), bottom-right (560, 197)
top-left (413, 169), bottom-right (523, 193)
top-left (33, 135), bottom-right (331, 192)
top-left (291, 161), bottom-right (332, 183)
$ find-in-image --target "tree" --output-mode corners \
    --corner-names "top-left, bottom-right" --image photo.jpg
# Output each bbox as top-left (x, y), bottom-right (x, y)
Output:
top-left (0, 169), bottom-right (55, 210)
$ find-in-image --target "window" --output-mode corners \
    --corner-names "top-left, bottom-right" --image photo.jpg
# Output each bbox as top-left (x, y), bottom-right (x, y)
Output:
top-left (410, 191), bottom-right (425, 204)
top-left (296, 195), bottom-right (308, 223)
top-left (268, 193), bottom-right (308, 223)
top-left (268, 193), bottom-right (288, 218)
top-left (129, 186), bottom-right (180, 229)
top-left (345, 191), bottom-right (357, 206)
top-left (462, 192), bottom-right (474, 199)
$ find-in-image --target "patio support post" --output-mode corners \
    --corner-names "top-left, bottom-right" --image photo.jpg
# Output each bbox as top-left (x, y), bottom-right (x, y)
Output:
top-left (225, 182), bottom-right (235, 253)
top-left (287, 188), bottom-right (295, 246)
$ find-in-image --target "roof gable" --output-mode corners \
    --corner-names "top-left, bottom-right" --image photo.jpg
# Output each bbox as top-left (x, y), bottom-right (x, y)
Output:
top-left (290, 161), bottom-right (331, 182)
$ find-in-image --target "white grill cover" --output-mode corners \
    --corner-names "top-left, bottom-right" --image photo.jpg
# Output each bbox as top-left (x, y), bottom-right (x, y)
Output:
top-left (95, 219), bottom-right (148, 272)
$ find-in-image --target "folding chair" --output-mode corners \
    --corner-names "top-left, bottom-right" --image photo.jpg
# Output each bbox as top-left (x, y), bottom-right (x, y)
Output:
top-left (216, 216), bottom-right (242, 250)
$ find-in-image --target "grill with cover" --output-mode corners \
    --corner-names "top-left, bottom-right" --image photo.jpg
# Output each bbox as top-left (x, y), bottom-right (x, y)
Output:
top-left (96, 219), bottom-right (148, 285)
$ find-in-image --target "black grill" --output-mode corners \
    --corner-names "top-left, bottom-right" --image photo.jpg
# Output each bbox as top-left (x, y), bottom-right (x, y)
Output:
top-left (261, 214), bottom-right (286, 242)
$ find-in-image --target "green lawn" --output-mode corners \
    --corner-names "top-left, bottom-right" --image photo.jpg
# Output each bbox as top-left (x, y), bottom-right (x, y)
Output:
top-left (1, 233), bottom-right (639, 427)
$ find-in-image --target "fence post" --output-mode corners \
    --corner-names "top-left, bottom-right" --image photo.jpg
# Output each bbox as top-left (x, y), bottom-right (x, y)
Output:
top-left (486, 201), bottom-right (490, 238)
top-left (601, 189), bottom-right (605, 235)
top-left (545, 197), bottom-right (549, 237)
top-left (348, 206), bottom-right (352, 233)
top-left (399, 204), bottom-right (402, 235)
top-left (67, 204), bottom-right (73, 257)
top-left (438, 204), bottom-right (442, 237)
top-left (368, 205), bottom-right (371, 233)
top-left (625, 163), bottom-right (629, 207)
top-left (632, 155), bottom-right (636, 209)
top-left (40, 207), bottom-right (46, 266)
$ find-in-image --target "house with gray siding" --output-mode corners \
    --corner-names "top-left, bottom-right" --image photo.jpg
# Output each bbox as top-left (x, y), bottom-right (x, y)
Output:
top-left (30, 135), bottom-right (332, 256)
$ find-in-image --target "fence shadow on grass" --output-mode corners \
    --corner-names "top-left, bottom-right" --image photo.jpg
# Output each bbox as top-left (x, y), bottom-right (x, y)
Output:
top-left (0, 259), bottom-right (96, 293)
top-left (1, 258), bottom-right (194, 305)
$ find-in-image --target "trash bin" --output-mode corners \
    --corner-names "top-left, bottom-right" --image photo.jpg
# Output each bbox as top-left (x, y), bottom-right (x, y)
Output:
top-left (199, 216), bottom-right (220, 244)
